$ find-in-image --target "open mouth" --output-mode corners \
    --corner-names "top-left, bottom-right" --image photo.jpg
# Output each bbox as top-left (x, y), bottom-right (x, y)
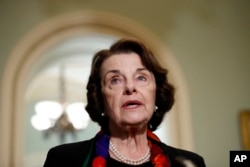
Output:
top-left (122, 100), bottom-right (142, 109)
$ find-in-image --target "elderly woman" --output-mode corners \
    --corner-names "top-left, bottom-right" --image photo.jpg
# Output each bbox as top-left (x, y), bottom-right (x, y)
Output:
top-left (44, 38), bottom-right (206, 167)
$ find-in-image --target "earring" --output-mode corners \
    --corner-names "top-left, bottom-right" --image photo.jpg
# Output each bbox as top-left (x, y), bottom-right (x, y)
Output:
top-left (101, 112), bottom-right (105, 117)
top-left (154, 106), bottom-right (158, 112)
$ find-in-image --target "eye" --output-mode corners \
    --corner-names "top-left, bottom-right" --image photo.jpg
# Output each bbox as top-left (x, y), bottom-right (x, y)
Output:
top-left (137, 75), bottom-right (147, 81)
top-left (135, 71), bottom-right (153, 86)
top-left (109, 76), bottom-right (124, 87)
top-left (110, 77), bottom-right (122, 85)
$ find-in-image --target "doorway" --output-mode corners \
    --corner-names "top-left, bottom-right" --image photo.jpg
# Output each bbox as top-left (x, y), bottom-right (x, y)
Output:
top-left (0, 11), bottom-right (193, 167)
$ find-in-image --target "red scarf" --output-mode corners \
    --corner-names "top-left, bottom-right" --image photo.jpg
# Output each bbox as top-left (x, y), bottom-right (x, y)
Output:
top-left (85, 130), bottom-right (170, 167)
top-left (147, 130), bottom-right (171, 167)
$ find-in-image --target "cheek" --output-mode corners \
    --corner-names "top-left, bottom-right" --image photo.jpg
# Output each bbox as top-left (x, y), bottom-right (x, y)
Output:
top-left (146, 84), bottom-right (156, 102)
top-left (145, 87), bottom-right (157, 112)
top-left (102, 89), bottom-right (121, 110)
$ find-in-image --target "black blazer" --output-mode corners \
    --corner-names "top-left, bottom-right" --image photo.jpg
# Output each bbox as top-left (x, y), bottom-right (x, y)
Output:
top-left (44, 138), bottom-right (206, 167)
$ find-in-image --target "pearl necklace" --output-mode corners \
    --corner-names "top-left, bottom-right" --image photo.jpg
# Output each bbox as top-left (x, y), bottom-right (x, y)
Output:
top-left (109, 140), bottom-right (151, 165)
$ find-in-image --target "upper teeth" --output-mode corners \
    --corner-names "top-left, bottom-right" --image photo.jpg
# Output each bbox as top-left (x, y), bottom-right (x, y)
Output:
top-left (126, 104), bottom-right (137, 108)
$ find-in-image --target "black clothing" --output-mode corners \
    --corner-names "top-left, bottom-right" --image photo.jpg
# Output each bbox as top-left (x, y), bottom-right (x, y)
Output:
top-left (44, 138), bottom-right (206, 167)
top-left (107, 157), bottom-right (153, 167)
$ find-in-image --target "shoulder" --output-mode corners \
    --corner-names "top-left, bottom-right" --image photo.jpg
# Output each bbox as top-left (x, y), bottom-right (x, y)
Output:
top-left (50, 139), bottom-right (92, 153)
top-left (159, 142), bottom-right (206, 167)
top-left (44, 139), bottom-right (94, 167)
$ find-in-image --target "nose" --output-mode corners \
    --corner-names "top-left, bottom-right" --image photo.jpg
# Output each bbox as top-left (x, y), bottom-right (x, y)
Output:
top-left (124, 87), bottom-right (135, 95)
top-left (123, 80), bottom-right (136, 95)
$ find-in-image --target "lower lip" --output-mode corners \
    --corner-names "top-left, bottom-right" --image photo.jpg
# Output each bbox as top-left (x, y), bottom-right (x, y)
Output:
top-left (122, 104), bottom-right (141, 110)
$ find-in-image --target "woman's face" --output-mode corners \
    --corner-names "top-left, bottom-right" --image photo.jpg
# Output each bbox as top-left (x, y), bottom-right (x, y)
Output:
top-left (101, 52), bottom-right (156, 129)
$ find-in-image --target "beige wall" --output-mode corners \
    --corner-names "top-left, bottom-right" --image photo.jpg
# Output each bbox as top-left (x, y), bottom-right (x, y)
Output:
top-left (0, 1), bottom-right (249, 167)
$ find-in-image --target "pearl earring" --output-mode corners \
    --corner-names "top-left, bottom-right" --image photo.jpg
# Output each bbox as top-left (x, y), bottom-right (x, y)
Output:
top-left (155, 106), bottom-right (158, 112)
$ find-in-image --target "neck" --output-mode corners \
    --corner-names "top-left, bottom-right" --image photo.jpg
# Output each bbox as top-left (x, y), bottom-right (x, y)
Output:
top-left (109, 119), bottom-right (148, 136)
top-left (108, 123), bottom-right (149, 161)
top-left (90, 130), bottom-right (170, 167)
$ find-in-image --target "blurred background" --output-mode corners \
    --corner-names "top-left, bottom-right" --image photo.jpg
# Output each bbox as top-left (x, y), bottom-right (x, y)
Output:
top-left (0, 1), bottom-right (249, 167)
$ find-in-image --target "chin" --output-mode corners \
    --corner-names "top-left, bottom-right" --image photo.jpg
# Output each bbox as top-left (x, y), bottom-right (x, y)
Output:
top-left (120, 119), bottom-right (148, 129)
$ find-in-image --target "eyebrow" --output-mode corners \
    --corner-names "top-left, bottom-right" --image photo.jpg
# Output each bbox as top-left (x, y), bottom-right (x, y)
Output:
top-left (136, 68), bottom-right (148, 72)
top-left (103, 69), bottom-right (121, 78)
top-left (103, 68), bottom-right (149, 79)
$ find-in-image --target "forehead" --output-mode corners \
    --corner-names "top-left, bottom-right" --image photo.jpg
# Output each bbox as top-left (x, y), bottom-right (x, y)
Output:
top-left (101, 52), bottom-right (145, 71)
